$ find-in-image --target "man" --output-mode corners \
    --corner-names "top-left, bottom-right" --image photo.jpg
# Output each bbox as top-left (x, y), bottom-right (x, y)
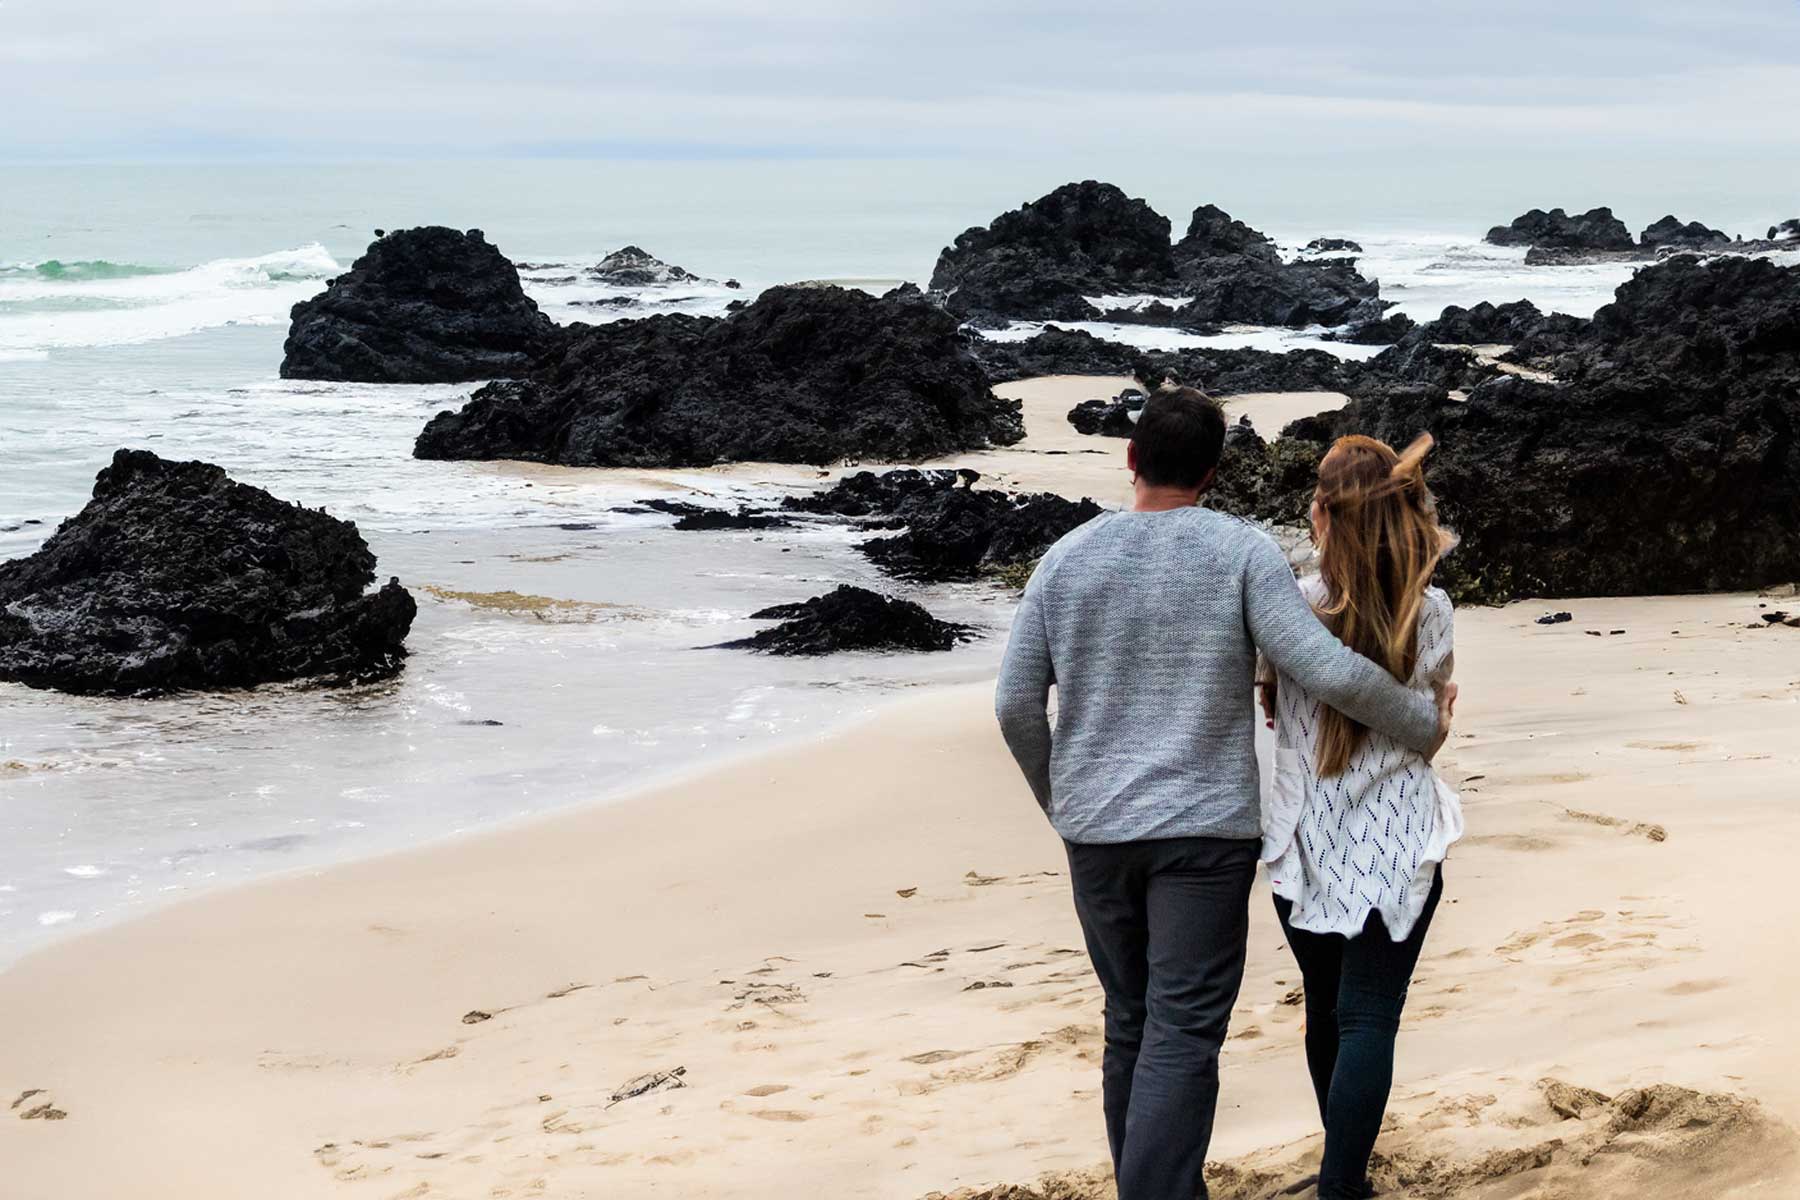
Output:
top-left (994, 386), bottom-right (1453, 1200)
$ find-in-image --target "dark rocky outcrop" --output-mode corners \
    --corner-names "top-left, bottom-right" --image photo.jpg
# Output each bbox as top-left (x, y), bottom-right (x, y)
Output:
top-left (1639, 216), bottom-right (1732, 251)
top-left (1172, 205), bottom-right (1382, 328)
top-left (1173, 255), bottom-right (1383, 329)
top-left (970, 327), bottom-right (1152, 381)
top-left (1412, 299), bottom-right (1571, 345)
top-left (1304, 238), bottom-right (1363, 255)
top-left (929, 185), bottom-right (1382, 330)
top-left (415, 285), bottom-right (1023, 467)
top-left (1206, 420), bottom-right (1327, 528)
top-left (281, 227), bottom-right (556, 383)
top-left (1067, 390), bottom-right (1147, 436)
top-left (1769, 219), bottom-right (1800, 241)
top-left (634, 499), bottom-right (791, 530)
top-left (929, 181), bottom-right (1175, 324)
top-left (1332, 311), bottom-right (1417, 345)
top-left (0, 450), bottom-right (415, 696)
top-left (784, 469), bottom-right (1102, 582)
top-left (1484, 207), bottom-right (1635, 251)
top-left (587, 245), bottom-right (705, 286)
top-left (1237, 255), bottom-right (1800, 602)
top-left (1359, 340), bottom-right (1499, 394)
top-left (972, 327), bottom-right (1366, 395)
top-left (716, 585), bottom-right (971, 655)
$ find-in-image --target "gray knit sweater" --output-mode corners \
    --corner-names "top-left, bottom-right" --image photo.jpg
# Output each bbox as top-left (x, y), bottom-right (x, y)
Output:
top-left (994, 508), bottom-right (1440, 844)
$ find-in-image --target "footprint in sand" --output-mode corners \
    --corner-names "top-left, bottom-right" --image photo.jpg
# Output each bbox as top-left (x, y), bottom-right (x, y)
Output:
top-left (1561, 806), bottom-right (1668, 842)
top-left (11, 1088), bottom-right (67, 1121)
top-left (744, 1084), bottom-right (790, 1096)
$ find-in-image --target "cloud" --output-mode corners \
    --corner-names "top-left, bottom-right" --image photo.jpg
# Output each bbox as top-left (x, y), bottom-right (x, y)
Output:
top-left (2, 0), bottom-right (1797, 163)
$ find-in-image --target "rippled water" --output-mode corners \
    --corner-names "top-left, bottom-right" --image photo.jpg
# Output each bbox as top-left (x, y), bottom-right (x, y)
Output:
top-left (5, 164), bottom-right (1792, 963)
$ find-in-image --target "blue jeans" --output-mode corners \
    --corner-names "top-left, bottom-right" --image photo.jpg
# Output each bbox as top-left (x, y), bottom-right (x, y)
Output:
top-left (1065, 835), bottom-right (1261, 1200)
top-left (1274, 872), bottom-right (1444, 1200)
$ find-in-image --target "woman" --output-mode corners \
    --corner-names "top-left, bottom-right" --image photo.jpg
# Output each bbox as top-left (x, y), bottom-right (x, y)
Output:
top-left (1258, 433), bottom-right (1463, 1200)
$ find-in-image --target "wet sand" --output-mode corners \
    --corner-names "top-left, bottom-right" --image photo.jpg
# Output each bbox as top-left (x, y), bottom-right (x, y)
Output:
top-left (2, 380), bottom-right (1797, 1198)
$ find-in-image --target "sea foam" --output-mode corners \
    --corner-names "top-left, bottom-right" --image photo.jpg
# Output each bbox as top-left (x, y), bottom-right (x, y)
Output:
top-left (0, 243), bottom-right (341, 357)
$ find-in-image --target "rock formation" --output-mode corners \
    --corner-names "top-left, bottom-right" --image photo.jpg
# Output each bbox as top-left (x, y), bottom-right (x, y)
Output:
top-left (587, 245), bottom-right (706, 286)
top-left (1067, 390), bottom-right (1146, 437)
top-left (414, 284), bottom-right (1023, 467)
top-left (929, 184), bottom-right (1382, 330)
top-left (1170, 205), bottom-right (1382, 328)
top-left (784, 469), bottom-right (1102, 583)
top-left (0, 450), bottom-right (415, 696)
top-left (1231, 256), bottom-right (1800, 602)
top-left (280, 227), bottom-right (557, 383)
top-left (1639, 216), bottom-right (1732, 250)
top-left (1484, 207), bottom-right (1635, 251)
top-left (971, 327), bottom-right (1372, 395)
top-left (1303, 237), bottom-right (1363, 255)
top-left (716, 585), bottom-right (971, 655)
top-left (929, 181), bottom-right (1176, 324)
top-left (1410, 299), bottom-right (1575, 345)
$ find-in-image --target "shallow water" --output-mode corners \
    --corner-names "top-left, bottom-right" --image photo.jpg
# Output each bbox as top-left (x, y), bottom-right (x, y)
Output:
top-left (5, 163), bottom-right (1794, 963)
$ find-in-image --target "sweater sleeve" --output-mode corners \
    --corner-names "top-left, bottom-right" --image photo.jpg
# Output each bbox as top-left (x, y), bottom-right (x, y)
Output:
top-left (1242, 535), bottom-right (1440, 753)
top-left (994, 559), bottom-right (1056, 810)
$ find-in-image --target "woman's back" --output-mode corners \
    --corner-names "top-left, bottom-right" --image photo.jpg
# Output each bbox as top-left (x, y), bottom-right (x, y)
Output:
top-left (1263, 576), bottom-right (1461, 940)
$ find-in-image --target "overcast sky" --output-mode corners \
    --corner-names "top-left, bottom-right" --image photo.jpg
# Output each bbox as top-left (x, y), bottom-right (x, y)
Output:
top-left (5, 0), bottom-right (1799, 167)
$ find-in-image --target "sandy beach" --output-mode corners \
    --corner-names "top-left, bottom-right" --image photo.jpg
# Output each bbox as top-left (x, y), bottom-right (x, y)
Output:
top-left (4, 379), bottom-right (1798, 1198)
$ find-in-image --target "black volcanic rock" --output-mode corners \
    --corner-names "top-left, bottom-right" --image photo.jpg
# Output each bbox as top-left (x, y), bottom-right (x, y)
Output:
top-left (970, 327), bottom-right (1152, 381)
top-left (281, 227), bottom-right (556, 383)
top-left (717, 585), bottom-right (971, 655)
top-left (1334, 310), bottom-right (1417, 344)
top-left (414, 285), bottom-right (1023, 467)
top-left (1173, 205), bottom-right (1381, 328)
top-left (781, 468), bottom-right (979, 520)
top-left (1359, 338), bottom-right (1499, 396)
top-left (1413, 299), bottom-right (1569, 345)
top-left (0, 450), bottom-right (415, 696)
top-left (1206, 420), bottom-right (1325, 527)
top-left (1304, 238), bottom-right (1363, 255)
top-left (634, 499), bottom-right (791, 530)
top-left (861, 487), bottom-right (1105, 581)
top-left (1639, 216), bottom-right (1731, 250)
top-left (1174, 205), bottom-right (1281, 262)
top-left (1258, 255), bottom-right (1800, 602)
top-left (929, 181), bottom-right (1175, 323)
top-left (1068, 390), bottom-right (1146, 437)
top-left (587, 245), bottom-right (705, 285)
top-left (785, 469), bottom-right (1101, 582)
top-left (930, 186), bottom-right (1382, 330)
top-left (971, 327), bottom-right (1366, 396)
top-left (1485, 207), bottom-right (1635, 251)
top-left (1173, 257), bottom-right (1382, 329)
top-left (1769, 219), bottom-right (1800, 241)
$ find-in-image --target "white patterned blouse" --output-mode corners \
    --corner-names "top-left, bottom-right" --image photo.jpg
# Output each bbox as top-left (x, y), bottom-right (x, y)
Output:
top-left (1261, 577), bottom-right (1463, 941)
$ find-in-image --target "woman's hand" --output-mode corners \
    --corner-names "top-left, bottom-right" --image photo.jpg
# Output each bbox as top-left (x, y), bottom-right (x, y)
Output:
top-left (1426, 680), bottom-right (1458, 760)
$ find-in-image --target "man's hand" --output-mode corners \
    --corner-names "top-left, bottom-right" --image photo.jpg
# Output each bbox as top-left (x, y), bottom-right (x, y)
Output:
top-left (1426, 680), bottom-right (1458, 761)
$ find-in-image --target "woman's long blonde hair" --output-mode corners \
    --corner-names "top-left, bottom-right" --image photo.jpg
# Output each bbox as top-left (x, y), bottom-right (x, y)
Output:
top-left (1311, 433), bottom-right (1454, 777)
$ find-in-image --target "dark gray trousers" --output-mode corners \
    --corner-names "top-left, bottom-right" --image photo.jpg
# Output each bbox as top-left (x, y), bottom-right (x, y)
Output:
top-left (1065, 835), bottom-right (1261, 1200)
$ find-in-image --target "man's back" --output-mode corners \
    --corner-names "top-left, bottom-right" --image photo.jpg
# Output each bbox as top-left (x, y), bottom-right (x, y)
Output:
top-left (997, 506), bottom-right (1271, 843)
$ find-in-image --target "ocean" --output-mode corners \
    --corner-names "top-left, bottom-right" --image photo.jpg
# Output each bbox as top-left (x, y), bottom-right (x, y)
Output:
top-left (3, 160), bottom-right (1793, 962)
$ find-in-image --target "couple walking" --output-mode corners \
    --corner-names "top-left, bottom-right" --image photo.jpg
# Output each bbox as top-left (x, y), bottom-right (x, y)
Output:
top-left (995, 386), bottom-right (1463, 1200)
